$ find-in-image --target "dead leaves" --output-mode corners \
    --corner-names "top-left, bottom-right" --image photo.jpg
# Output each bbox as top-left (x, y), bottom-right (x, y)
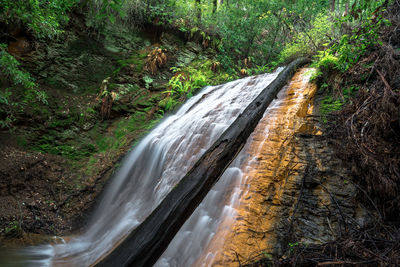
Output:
top-left (145, 48), bottom-right (167, 75)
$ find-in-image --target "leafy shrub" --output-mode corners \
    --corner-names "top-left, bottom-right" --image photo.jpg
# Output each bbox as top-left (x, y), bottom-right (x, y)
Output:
top-left (0, 44), bottom-right (35, 89)
top-left (279, 13), bottom-right (333, 63)
top-left (84, 0), bottom-right (126, 31)
top-left (317, 54), bottom-right (339, 70)
top-left (0, 0), bottom-right (78, 38)
top-left (333, 16), bottom-right (388, 71)
top-left (0, 44), bottom-right (48, 128)
top-left (165, 73), bottom-right (193, 97)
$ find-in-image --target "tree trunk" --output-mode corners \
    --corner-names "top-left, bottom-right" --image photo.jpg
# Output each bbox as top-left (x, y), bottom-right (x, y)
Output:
top-left (95, 58), bottom-right (310, 267)
top-left (330, 0), bottom-right (335, 12)
top-left (212, 0), bottom-right (217, 14)
top-left (196, 0), bottom-right (202, 21)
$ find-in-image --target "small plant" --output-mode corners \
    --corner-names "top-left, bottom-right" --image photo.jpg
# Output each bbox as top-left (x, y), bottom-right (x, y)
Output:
top-left (0, 45), bottom-right (49, 129)
top-left (166, 73), bottom-right (191, 96)
top-left (210, 61), bottom-right (220, 72)
top-left (240, 68), bottom-right (248, 77)
top-left (143, 75), bottom-right (154, 90)
top-left (320, 96), bottom-right (343, 123)
top-left (99, 78), bottom-right (112, 120)
top-left (0, 44), bottom-right (35, 89)
top-left (288, 241), bottom-right (299, 252)
top-left (3, 220), bottom-right (22, 236)
top-left (145, 48), bottom-right (167, 75)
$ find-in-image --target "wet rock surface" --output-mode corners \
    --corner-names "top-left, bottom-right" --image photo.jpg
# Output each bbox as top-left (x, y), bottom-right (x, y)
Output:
top-left (196, 69), bottom-right (369, 266)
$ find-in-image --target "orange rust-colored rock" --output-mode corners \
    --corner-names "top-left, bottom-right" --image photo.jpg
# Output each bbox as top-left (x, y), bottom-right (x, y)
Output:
top-left (196, 68), bottom-right (318, 266)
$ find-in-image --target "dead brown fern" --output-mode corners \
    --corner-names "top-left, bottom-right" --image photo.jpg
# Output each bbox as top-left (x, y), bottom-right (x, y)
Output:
top-left (211, 61), bottom-right (220, 73)
top-left (98, 77), bottom-right (113, 121)
top-left (144, 48), bottom-right (167, 75)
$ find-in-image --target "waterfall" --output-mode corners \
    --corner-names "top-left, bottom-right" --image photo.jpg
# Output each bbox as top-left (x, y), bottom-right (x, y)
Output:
top-left (156, 68), bottom-right (316, 267)
top-left (11, 69), bottom-right (283, 266)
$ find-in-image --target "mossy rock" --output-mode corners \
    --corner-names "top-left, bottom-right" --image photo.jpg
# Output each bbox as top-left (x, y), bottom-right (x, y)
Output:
top-left (186, 42), bottom-right (203, 53)
top-left (176, 49), bottom-right (197, 67)
top-left (160, 32), bottom-right (182, 51)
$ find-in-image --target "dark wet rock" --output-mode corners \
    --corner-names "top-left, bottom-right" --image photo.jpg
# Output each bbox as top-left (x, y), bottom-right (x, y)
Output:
top-left (175, 49), bottom-right (197, 67)
top-left (271, 127), bottom-right (372, 257)
top-left (186, 41), bottom-right (202, 53)
top-left (160, 32), bottom-right (181, 52)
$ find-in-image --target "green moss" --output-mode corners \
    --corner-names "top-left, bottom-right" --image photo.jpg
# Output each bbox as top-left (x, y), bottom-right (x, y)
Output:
top-left (32, 140), bottom-right (97, 160)
top-left (113, 51), bottom-right (147, 76)
top-left (320, 96), bottom-right (343, 123)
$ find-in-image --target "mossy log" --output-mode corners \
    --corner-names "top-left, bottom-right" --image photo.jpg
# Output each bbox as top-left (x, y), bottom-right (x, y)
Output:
top-left (96, 57), bottom-right (310, 267)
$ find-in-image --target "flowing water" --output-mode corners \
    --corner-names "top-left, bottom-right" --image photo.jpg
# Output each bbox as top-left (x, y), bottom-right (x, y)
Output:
top-left (7, 69), bottom-right (285, 266)
top-left (156, 68), bottom-right (317, 266)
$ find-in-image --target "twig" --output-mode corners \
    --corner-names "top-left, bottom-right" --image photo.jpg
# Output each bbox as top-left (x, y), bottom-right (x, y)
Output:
top-left (317, 261), bottom-right (360, 265)
top-left (317, 180), bottom-right (347, 234)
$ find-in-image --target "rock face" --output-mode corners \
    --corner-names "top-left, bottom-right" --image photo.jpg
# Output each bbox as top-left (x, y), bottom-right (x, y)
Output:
top-left (194, 69), bottom-right (367, 266)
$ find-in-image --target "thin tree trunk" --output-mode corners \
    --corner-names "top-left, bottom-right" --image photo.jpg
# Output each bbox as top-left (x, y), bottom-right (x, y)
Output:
top-left (266, 10), bottom-right (283, 64)
top-left (212, 0), bottom-right (217, 14)
top-left (330, 0), bottom-right (336, 12)
top-left (146, 0), bottom-right (151, 15)
top-left (196, 0), bottom-right (202, 21)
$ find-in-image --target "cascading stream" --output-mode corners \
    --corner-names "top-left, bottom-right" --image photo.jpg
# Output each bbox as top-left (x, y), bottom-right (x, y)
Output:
top-left (156, 68), bottom-right (317, 267)
top-left (11, 69), bottom-right (283, 266)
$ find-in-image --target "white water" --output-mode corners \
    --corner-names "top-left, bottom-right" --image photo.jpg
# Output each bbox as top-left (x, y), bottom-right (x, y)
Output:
top-left (7, 68), bottom-right (283, 266)
top-left (156, 69), bottom-right (314, 266)
top-left (155, 85), bottom-right (283, 267)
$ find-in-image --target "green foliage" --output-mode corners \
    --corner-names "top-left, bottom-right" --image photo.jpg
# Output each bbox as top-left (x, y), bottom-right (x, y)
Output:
top-left (35, 141), bottom-right (97, 160)
top-left (2, 221), bottom-right (22, 236)
top-left (306, 1), bottom-right (389, 123)
top-left (0, 45), bottom-right (49, 128)
top-left (0, 0), bottom-right (78, 38)
top-left (143, 75), bottom-right (154, 89)
top-left (319, 84), bottom-right (359, 123)
top-left (95, 111), bottom-right (155, 152)
top-left (279, 13), bottom-right (333, 63)
top-left (333, 17), bottom-right (387, 71)
top-left (310, 2), bottom-right (388, 74)
top-left (0, 88), bottom-right (16, 129)
top-left (317, 54), bottom-right (340, 70)
top-left (0, 44), bottom-right (35, 89)
top-left (166, 74), bottom-right (192, 97)
top-left (159, 97), bottom-right (178, 111)
top-left (85, 0), bottom-right (126, 30)
top-left (320, 95), bottom-right (343, 123)
top-left (310, 53), bottom-right (339, 81)
top-left (165, 59), bottom-right (235, 101)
